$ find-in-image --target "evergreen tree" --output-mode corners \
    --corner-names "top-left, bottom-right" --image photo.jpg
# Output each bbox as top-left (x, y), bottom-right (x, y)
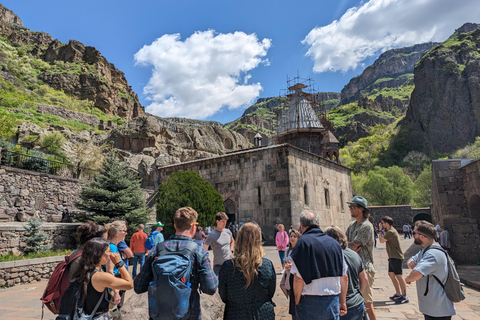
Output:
top-left (156, 171), bottom-right (225, 237)
top-left (75, 153), bottom-right (150, 232)
top-left (23, 218), bottom-right (51, 254)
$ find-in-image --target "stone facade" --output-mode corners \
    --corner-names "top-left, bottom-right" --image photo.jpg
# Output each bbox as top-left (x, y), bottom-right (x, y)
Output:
top-left (368, 205), bottom-right (431, 232)
top-left (432, 159), bottom-right (480, 264)
top-left (157, 144), bottom-right (353, 241)
top-left (36, 103), bottom-right (99, 127)
top-left (0, 166), bottom-right (82, 222)
top-left (0, 256), bottom-right (64, 288)
top-left (0, 223), bottom-right (78, 255)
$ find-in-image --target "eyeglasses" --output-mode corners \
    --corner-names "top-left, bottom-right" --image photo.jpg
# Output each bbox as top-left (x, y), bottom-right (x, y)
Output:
top-left (191, 222), bottom-right (199, 226)
top-left (348, 205), bottom-right (358, 210)
top-left (121, 229), bottom-right (127, 233)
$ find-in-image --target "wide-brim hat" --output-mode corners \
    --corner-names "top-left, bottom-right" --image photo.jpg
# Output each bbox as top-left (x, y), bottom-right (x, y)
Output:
top-left (155, 221), bottom-right (164, 227)
top-left (347, 196), bottom-right (369, 212)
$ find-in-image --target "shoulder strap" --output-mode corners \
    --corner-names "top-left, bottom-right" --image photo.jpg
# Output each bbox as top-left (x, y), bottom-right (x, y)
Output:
top-left (157, 241), bottom-right (198, 257)
top-left (423, 246), bottom-right (448, 296)
top-left (66, 250), bottom-right (82, 264)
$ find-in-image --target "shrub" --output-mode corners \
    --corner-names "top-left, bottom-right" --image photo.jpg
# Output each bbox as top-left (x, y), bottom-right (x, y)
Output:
top-left (23, 218), bottom-right (51, 254)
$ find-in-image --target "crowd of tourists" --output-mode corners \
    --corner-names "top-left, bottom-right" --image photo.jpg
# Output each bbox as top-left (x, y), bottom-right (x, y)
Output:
top-left (51, 196), bottom-right (458, 320)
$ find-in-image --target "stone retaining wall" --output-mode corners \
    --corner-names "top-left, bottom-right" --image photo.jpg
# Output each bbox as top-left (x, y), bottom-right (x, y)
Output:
top-left (0, 223), bottom-right (78, 255)
top-left (36, 103), bottom-right (99, 127)
top-left (368, 205), bottom-right (431, 231)
top-left (0, 166), bottom-right (82, 222)
top-left (0, 255), bottom-right (64, 288)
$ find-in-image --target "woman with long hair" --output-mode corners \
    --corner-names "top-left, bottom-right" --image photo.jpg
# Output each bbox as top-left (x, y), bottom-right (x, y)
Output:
top-left (71, 237), bottom-right (133, 319)
top-left (68, 222), bottom-right (107, 281)
top-left (281, 229), bottom-right (301, 319)
top-left (219, 222), bottom-right (276, 320)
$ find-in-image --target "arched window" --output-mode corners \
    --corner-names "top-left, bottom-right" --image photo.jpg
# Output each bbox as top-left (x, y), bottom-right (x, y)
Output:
top-left (258, 187), bottom-right (262, 205)
top-left (224, 138), bottom-right (233, 149)
top-left (340, 191), bottom-right (344, 211)
top-left (325, 188), bottom-right (330, 208)
top-left (304, 184), bottom-right (308, 206)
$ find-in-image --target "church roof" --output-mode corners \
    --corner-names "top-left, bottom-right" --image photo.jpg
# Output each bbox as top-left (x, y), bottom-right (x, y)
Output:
top-left (278, 95), bottom-right (324, 133)
top-left (322, 131), bottom-right (339, 144)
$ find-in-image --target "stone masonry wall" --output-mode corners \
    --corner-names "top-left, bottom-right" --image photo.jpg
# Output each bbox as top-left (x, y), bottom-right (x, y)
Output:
top-left (286, 147), bottom-right (352, 232)
top-left (432, 159), bottom-right (480, 264)
top-left (369, 205), bottom-right (431, 232)
top-left (36, 103), bottom-right (99, 127)
top-left (0, 256), bottom-right (64, 288)
top-left (0, 166), bottom-right (82, 222)
top-left (0, 223), bottom-right (78, 255)
top-left (157, 144), bottom-right (353, 242)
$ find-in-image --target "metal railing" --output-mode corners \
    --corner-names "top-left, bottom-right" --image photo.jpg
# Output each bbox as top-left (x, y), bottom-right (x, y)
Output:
top-left (0, 149), bottom-right (98, 180)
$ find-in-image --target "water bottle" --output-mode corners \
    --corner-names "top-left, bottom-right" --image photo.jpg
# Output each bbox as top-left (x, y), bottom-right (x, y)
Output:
top-left (174, 281), bottom-right (191, 318)
top-left (148, 282), bottom-right (158, 318)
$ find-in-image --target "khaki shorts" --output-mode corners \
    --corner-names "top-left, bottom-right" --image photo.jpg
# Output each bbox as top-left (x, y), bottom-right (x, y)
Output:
top-left (362, 270), bottom-right (375, 304)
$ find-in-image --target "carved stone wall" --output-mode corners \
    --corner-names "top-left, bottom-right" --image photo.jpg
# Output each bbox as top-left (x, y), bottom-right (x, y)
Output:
top-left (157, 144), bottom-right (352, 241)
top-left (432, 159), bottom-right (480, 264)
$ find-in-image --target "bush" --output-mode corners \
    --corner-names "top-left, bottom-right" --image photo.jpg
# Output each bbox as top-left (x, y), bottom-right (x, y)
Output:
top-left (0, 139), bottom-right (13, 166)
top-left (156, 171), bottom-right (225, 237)
top-left (22, 155), bottom-right (49, 173)
top-left (23, 218), bottom-right (51, 254)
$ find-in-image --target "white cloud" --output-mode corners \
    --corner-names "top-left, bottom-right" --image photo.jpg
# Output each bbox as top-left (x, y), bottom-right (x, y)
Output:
top-left (303, 0), bottom-right (480, 73)
top-left (134, 30), bottom-right (271, 119)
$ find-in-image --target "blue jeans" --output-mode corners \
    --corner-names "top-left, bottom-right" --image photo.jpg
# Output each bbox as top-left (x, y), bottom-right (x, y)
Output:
top-left (296, 295), bottom-right (340, 320)
top-left (132, 252), bottom-right (145, 277)
top-left (341, 302), bottom-right (366, 320)
top-left (279, 250), bottom-right (286, 265)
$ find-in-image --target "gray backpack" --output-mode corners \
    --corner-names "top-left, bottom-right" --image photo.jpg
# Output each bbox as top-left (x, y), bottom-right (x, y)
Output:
top-left (423, 247), bottom-right (465, 303)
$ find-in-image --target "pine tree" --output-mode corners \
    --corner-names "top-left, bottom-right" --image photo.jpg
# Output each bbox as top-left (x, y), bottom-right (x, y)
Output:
top-left (75, 153), bottom-right (150, 232)
top-left (23, 218), bottom-right (51, 254)
top-left (156, 171), bottom-right (225, 237)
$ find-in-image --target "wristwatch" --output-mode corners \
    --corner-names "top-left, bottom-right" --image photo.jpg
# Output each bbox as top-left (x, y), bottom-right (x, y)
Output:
top-left (115, 261), bottom-right (125, 269)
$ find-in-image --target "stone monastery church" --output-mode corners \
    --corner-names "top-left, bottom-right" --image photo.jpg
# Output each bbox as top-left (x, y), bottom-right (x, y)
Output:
top-left (156, 83), bottom-right (353, 240)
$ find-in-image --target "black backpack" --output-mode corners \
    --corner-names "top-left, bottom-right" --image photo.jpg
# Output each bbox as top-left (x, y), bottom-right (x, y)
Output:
top-left (423, 246), bottom-right (465, 303)
top-left (55, 271), bottom-right (108, 320)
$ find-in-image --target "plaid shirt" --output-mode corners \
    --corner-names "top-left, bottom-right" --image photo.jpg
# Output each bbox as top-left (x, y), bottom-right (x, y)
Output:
top-left (134, 235), bottom-right (218, 320)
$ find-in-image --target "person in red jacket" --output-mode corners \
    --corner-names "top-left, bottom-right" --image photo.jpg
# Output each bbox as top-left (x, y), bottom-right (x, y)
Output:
top-left (130, 224), bottom-right (148, 277)
top-left (276, 224), bottom-right (289, 269)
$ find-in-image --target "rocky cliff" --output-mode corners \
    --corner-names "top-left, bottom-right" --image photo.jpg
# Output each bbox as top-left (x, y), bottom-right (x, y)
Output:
top-left (340, 42), bottom-right (438, 104)
top-left (402, 24), bottom-right (480, 155)
top-left (0, 4), bottom-right (144, 119)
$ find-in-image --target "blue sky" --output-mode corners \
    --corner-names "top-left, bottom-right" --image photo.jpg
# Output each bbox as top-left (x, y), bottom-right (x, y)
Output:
top-left (3, 0), bottom-right (479, 123)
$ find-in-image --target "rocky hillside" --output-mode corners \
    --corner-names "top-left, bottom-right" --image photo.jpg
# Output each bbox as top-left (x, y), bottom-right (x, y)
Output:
top-left (402, 23), bottom-right (480, 155)
top-left (0, 4), bottom-right (144, 119)
top-left (340, 42), bottom-right (438, 104)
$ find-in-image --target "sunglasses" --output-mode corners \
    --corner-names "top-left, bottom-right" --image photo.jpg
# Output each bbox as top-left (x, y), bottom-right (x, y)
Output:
top-left (348, 205), bottom-right (359, 210)
top-left (412, 231), bottom-right (426, 237)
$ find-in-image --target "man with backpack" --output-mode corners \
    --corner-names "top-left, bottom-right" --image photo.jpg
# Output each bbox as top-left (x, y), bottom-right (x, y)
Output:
top-left (405, 220), bottom-right (457, 320)
top-left (145, 222), bottom-right (165, 255)
top-left (134, 207), bottom-right (218, 320)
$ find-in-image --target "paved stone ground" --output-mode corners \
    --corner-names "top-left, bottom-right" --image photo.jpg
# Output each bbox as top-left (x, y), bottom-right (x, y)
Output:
top-left (1, 237), bottom-right (479, 320)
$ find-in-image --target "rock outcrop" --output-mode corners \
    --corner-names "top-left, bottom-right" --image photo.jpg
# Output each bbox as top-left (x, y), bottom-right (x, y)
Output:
top-left (340, 43), bottom-right (439, 104)
top-left (0, 5), bottom-right (145, 120)
top-left (402, 24), bottom-right (480, 155)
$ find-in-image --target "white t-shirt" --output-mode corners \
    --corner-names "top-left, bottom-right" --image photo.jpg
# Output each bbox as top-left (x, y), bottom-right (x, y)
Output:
top-left (290, 256), bottom-right (348, 296)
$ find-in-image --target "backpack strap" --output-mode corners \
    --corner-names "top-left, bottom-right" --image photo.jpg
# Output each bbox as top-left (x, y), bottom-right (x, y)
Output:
top-left (422, 246), bottom-right (447, 297)
top-left (156, 241), bottom-right (198, 257)
top-left (66, 250), bottom-right (82, 264)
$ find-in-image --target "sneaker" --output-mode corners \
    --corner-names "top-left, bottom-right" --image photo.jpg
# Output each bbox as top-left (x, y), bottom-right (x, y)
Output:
top-left (389, 293), bottom-right (402, 300)
top-left (395, 296), bottom-right (409, 304)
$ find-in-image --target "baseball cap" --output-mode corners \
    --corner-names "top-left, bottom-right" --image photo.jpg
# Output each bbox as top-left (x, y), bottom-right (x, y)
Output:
top-left (155, 221), bottom-right (164, 227)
